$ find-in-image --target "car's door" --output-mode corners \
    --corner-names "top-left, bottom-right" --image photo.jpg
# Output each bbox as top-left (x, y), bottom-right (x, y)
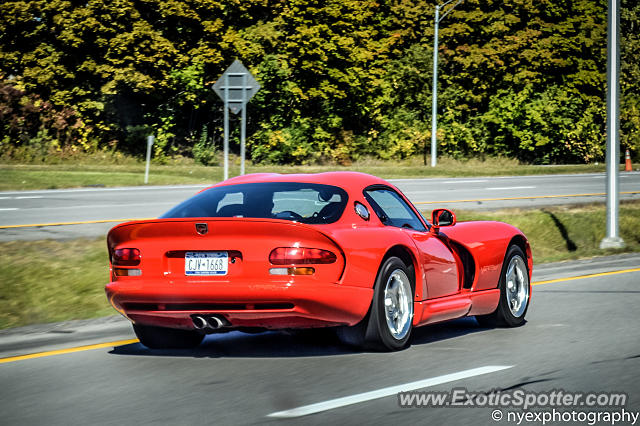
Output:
top-left (364, 186), bottom-right (460, 300)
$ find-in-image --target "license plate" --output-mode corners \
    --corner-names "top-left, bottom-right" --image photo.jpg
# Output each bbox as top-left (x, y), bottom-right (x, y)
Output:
top-left (185, 252), bottom-right (228, 276)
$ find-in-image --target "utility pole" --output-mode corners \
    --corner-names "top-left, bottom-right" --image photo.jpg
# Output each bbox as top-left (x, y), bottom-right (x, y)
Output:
top-left (431, 0), bottom-right (464, 167)
top-left (600, 0), bottom-right (625, 249)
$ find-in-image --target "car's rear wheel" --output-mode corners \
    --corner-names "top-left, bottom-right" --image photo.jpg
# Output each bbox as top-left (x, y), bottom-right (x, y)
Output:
top-left (133, 324), bottom-right (204, 349)
top-left (338, 256), bottom-right (414, 351)
top-left (476, 245), bottom-right (530, 327)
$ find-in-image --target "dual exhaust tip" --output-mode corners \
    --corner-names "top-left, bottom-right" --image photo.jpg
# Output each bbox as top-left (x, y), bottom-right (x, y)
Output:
top-left (192, 315), bottom-right (229, 330)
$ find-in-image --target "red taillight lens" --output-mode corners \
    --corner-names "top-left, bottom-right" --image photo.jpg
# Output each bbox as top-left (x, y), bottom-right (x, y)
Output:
top-left (112, 248), bottom-right (141, 266)
top-left (269, 247), bottom-right (337, 265)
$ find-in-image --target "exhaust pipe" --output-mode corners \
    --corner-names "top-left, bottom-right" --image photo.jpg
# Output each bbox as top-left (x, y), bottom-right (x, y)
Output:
top-left (192, 316), bottom-right (208, 330)
top-left (207, 316), bottom-right (224, 329)
top-left (192, 314), bottom-right (229, 330)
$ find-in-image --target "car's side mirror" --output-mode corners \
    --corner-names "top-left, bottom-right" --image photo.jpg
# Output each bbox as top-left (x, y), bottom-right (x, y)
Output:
top-left (431, 208), bottom-right (456, 234)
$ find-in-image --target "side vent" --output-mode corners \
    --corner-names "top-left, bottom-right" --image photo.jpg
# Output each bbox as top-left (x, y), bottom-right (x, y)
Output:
top-left (451, 241), bottom-right (475, 289)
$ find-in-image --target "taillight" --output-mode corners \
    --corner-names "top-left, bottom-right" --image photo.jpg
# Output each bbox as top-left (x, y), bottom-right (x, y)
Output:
top-left (269, 267), bottom-right (315, 276)
top-left (113, 268), bottom-right (142, 277)
top-left (269, 247), bottom-right (337, 265)
top-left (112, 248), bottom-right (141, 266)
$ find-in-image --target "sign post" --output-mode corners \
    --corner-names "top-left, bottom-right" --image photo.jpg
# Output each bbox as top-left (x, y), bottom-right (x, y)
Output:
top-left (213, 60), bottom-right (261, 180)
top-left (144, 135), bottom-right (154, 184)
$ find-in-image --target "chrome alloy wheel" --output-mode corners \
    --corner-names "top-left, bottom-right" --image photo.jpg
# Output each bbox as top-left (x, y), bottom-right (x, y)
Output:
top-left (383, 269), bottom-right (413, 340)
top-left (505, 255), bottom-right (529, 318)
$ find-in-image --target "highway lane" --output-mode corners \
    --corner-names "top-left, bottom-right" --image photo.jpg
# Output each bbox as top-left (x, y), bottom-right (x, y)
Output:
top-left (0, 172), bottom-right (639, 241)
top-left (401, 172), bottom-right (640, 209)
top-left (1, 256), bottom-right (639, 425)
top-left (0, 184), bottom-right (207, 225)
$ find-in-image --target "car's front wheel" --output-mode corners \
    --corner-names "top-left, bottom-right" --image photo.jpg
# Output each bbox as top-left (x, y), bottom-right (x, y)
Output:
top-left (476, 244), bottom-right (530, 327)
top-left (133, 324), bottom-right (204, 349)
top-left (338, 256), bottom-right (414, 351)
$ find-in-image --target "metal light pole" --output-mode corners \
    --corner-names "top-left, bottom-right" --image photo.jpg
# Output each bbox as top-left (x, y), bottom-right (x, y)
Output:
top-left (431, 0), bottom-right (464, 168)
top-left (600, 0), bottom-right (625, 249)
top-left (430, 5), bottom-right (440, 168)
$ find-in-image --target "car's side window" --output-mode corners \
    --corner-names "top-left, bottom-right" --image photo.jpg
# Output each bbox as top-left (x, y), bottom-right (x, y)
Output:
top-left (364, 188), bottom-right (426, 231)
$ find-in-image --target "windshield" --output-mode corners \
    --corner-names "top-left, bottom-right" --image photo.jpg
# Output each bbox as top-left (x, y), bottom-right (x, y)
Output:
top-left (161, 182), bottom-right (348, 224)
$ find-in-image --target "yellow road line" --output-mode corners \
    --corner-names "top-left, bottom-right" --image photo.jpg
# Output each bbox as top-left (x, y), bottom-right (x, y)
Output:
top-left (1, 267), bottom-right (639, 365)
top-left (414, 191), bottom-right (640, 205)
top-left (0, 339), bottom-right (139, 364)
top-left (0, 218), bottom-right (155, 229)
top-left (532, 267), bottom-right (640, 286)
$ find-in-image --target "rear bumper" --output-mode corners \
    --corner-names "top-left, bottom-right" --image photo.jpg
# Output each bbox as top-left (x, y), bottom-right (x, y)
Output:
top-left (105, 279), bottom-right (373, 330)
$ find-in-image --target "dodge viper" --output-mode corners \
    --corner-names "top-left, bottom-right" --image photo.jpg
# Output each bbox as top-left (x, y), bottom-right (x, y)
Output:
top-left (106, 172), bottom-right (532, 351)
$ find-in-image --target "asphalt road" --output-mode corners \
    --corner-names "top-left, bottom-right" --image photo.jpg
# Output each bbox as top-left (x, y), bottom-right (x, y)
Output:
top-left (1, 254), bottom-right (639, 426)
top-left (1, 172), bottom-right (639, 241)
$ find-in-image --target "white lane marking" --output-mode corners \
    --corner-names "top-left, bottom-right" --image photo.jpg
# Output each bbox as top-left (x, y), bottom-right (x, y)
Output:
top-left (0, 184), bottom-right (209, 196)
top-left (0, 197), bottom-right (10, 200)
top-left (443, 180), bottom-right (489, 184)
top-left (0, 208), bottom-right (19, 211)
top-left (267, 365), bottom-right (512, 418)
top-left (16, 201), bottom-right (176, 211)
top-left (485, 175), bottom-right (574, 179)
top-left (486, 186), bottom-right (536, 190)
top-left (15, 196), bottom-right (43, 199)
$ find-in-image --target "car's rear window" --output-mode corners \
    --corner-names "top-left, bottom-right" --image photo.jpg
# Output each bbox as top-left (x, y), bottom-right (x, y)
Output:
top-left (161, 182), bottom-right (348, 224)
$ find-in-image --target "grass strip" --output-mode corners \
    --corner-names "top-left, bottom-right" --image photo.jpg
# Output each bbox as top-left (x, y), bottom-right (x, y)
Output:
top-left (0, 239), bottom-right (113, 329)
top-left (1, 201), bottom-right (639, 329)
top-left (451, 201), bottom-right (640, 263)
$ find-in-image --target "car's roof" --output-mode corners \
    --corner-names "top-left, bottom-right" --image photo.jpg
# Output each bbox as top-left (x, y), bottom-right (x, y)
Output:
top-left (214, 171), bottom-right (391, 193)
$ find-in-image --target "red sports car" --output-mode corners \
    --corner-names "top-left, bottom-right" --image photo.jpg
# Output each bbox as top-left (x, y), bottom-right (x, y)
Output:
top-left (106, 172), bottom-right (532, 351)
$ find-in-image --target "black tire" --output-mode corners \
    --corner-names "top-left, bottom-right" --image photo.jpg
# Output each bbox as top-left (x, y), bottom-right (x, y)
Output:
top-left (133, 324), bottom-right (204, 349)
top-left (338, 256), bottom-right (414, 351)
top-left (476, 245), bottom-right (530, 327)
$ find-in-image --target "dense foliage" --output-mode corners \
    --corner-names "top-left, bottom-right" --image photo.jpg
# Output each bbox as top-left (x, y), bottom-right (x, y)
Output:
top-left (1, 0), bottom-right (638, 164)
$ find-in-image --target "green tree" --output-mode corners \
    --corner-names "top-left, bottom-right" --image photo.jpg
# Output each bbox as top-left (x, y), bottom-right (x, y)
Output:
top-left (1, 0), bottom-right (639, 164)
